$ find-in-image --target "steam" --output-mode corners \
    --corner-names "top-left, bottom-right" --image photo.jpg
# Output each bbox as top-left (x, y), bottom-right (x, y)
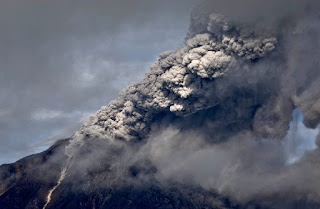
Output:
top-left (62, 0), bottom-right (320, 204)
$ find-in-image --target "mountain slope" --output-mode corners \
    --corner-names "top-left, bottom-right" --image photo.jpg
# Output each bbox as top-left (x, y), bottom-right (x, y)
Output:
top-left (1, 138), bottom-right (320, 209)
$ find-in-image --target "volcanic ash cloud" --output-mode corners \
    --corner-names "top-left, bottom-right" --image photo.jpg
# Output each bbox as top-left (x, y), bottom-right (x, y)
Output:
top-left (64, 0), bottom-right (320, 202)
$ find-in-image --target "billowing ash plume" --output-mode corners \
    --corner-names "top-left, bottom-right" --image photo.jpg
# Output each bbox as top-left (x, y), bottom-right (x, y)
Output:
top-left (64, 0), bottom-right (320, 203)
top-left (72, 10), bottom-right (278, 142)
top-left (68, 1), bottom-right (319, 145)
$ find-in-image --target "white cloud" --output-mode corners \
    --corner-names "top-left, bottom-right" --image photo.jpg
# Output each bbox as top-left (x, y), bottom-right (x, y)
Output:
top-left (31, 109), bottom-right (90, 121)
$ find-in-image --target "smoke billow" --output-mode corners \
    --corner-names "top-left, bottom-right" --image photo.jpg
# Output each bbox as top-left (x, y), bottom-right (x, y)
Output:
top-left (133, 113), bottom-right (320, 201)
top-left (63, 0), bottom-right (320, 204)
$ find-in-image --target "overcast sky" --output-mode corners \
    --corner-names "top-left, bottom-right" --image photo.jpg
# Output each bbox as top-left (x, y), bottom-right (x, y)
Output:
top-left (0, 0), bottom-right (197, 165)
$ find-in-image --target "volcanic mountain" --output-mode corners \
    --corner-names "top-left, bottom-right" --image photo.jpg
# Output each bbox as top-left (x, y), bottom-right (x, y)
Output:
top-left (1, 1), bottom-right (320, 208)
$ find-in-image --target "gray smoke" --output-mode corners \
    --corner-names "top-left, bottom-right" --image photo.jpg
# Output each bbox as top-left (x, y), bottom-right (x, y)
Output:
top-left (135, 124), bottom-right (320, 202)
top-left (68, 1), bottom-right (320, 143)
top-left (72, 12), bottom-right (278, 142)
top-left (316, 131), bottom-right (320, 148)
top-left (64, 0), bottom-right (320, 203)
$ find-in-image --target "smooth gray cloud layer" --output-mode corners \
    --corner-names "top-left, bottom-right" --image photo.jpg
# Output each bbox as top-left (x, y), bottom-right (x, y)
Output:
top-left (0, 0), bottom-right (197, 165)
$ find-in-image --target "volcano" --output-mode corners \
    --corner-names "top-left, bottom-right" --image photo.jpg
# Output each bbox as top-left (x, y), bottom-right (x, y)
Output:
top-left (1, 1), bottom-right (320, 209)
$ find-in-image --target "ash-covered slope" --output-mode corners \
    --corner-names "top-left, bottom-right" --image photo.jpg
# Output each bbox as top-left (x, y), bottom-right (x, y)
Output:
top-left (0, 138), bottom-right (245, 209)
top-left (1, 138), bottom-right (320, 209)
top-left (0, 139), bottom-right (69, 209)
top-left (1, 1), bottom-right (320, 208)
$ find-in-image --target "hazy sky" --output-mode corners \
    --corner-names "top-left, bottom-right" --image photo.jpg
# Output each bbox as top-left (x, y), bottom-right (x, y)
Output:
top-left (0, 0), bottom-right (197, 165)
